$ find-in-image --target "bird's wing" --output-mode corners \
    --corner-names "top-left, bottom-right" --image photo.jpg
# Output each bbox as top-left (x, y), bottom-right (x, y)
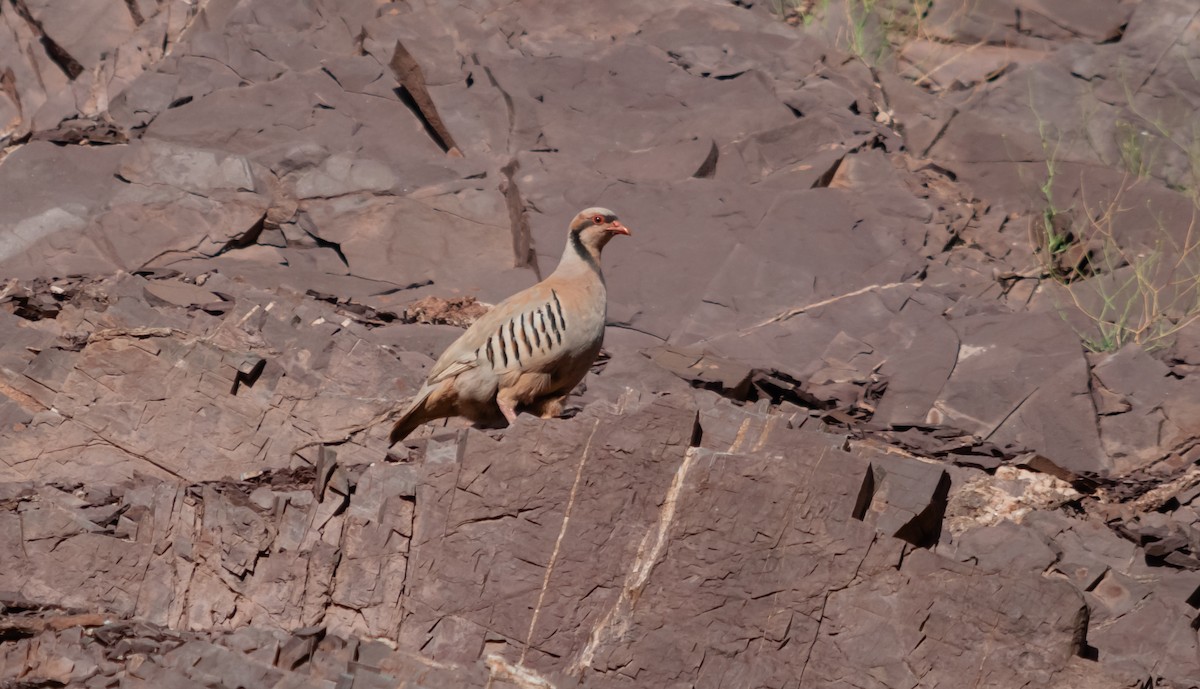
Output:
top-left (426, 357), bottom-right (476, 385)
top-left (424, 282), bottom-right (556, 383)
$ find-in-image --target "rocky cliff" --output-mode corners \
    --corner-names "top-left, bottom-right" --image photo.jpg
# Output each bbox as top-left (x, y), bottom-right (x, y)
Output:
top-left (1, 0), bottom-right (1199, 686)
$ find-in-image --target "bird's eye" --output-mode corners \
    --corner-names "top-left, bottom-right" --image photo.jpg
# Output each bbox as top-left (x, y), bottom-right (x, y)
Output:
top-left (592, 215), bottom-right (604, 224)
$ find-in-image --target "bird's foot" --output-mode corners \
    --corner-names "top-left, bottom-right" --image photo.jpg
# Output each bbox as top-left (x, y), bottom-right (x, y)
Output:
top-left (536, 400), bottom-right (564, 419)
top-left (524, 394), bottom-right (567, 419)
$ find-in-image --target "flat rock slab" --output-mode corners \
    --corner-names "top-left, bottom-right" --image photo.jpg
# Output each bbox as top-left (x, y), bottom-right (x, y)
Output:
top-left (928, 311), bottom-right (1105, 474)
top-left (1, 460), bottom-right (416, 638)
top-left (0, 273), bottom-right (409, 483)
top-left (0, 396), bottom-right (1130, 689)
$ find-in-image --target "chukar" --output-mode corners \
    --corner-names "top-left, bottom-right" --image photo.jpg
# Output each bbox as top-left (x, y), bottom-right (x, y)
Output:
top-left (389, 207), bottom-right (631, 445)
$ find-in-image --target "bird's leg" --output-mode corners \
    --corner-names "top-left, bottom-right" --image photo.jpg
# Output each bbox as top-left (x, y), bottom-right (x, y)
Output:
top-left (498, 400), bottom-right (518, 425)
top-left (496, 390), bottom-right (520, 425)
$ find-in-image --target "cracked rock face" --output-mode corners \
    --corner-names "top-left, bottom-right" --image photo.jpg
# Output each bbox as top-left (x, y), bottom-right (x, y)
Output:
top-left (3, 0), bottom-right (1200, 687)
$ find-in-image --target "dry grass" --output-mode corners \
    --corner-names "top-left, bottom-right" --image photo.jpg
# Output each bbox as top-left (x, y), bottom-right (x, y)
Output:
top-left (781, 0), bottom-right (933, 63)
top-left (1056, 182), bottom-right (1200, 352)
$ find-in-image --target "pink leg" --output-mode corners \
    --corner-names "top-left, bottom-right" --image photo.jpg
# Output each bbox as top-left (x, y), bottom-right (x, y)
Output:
top-left (496, 390), bottom-right (519, 425)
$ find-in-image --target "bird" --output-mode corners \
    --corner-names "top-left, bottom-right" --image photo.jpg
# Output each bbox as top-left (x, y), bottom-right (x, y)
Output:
top-left (389, 207), bottom-right (631, 445)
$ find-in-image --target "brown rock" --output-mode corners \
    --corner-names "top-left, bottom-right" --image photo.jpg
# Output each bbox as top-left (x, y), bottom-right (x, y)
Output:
top-left (1, 0), bottom-right (1199, 686)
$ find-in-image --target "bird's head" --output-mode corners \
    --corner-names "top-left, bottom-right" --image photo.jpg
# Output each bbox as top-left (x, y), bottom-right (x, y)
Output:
top-left (569, 207), bottom-right (631, 255)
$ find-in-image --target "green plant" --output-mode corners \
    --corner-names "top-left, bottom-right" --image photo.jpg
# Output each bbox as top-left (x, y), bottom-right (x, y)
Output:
top-left (785, 0), bottom-right (932, 64)
top-left (1027, 84), bottom-right (1200, 351)
top-left (845, 0), bottom-right (879, 60)
top-left (806, 0), bottom-right (831, 25)
top-left (1114, 119), bottom-right (1155, 179)
top-left (773, 0), bottom-right (827, 26)
top-left (772, 0), bottom-right (801, 19)
top-left (877, 0), bottom-right (930, 44)
top-left (804, 0), bottom-right (831, 25)
top-left (845, 0), bottom-right (927, 64)
top-left (1029, 95), bottom-right (1078, 280)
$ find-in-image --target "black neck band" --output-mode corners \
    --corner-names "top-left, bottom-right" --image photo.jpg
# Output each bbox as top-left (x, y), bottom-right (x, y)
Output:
top-left (569, 229), bottom-right (602, 277)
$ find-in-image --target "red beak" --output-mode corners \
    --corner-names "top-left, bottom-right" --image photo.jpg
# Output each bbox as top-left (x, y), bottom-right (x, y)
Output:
top-left (611, 221), bottom-right (632, 236)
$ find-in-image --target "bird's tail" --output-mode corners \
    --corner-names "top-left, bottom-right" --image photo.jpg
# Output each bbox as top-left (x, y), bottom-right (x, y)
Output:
top-left (389, 386), bottom-right (433, 446)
